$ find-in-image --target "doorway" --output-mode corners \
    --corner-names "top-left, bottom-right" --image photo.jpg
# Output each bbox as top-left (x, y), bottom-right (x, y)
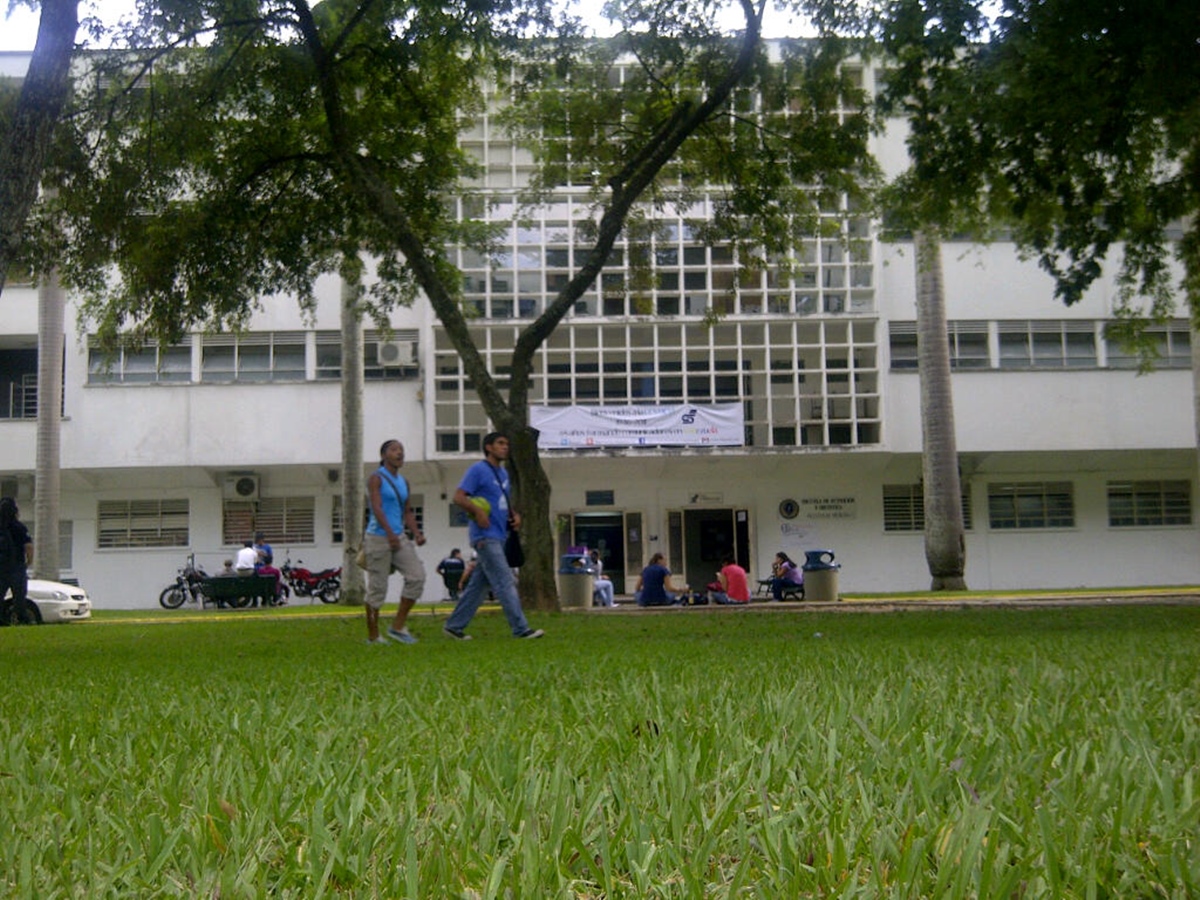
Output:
top-left (566, 512), bottom-right (627, 594)
top-left (667, 508), bottom-right (751, 588)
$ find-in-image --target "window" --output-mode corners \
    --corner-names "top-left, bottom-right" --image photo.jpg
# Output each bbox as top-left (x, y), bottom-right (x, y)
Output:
top-left (949, 322), bottom-right (990, 369)
top-left (888, 323), bottom-right (918, 370)
top-left (1106, 322), bottom-right (1191, 369)
top-left (88, 339), bottom-right (192, 384)
top-left (889, 322), bottom-right (986, 370)
top-left (223, 497), bottom-right (316, 546)
top-left (201, 333), bottom-right (306, 383)
top-left (999, 322), bottom-right (1096, 369)
top-left (98, 499), bottom-right (189, 548)
top-left (315, 332), bottom-right (342, 380)
top-left (364, 330), bottom-right (420, 380)
top-left (1107, 480), bottom-right (1192, 527)
top-left (883, 484), bottom-right (973, 532)
top-left (988, 482), bottom-right (1074, 529)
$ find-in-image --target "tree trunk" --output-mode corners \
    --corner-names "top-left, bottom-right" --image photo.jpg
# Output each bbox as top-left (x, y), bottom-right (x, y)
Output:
top-left (0, 0), bottom-right (78, 295)
top-left (507, 424), bottom-right (557, 611)
top-left (34, 265), bottom-right (64, 580)
top-left (302, 0), bottom-right (764, 613)
top-left (339, 256), bottom-right (366, 606)
top-left (914, 227), bottom-right (967, 590)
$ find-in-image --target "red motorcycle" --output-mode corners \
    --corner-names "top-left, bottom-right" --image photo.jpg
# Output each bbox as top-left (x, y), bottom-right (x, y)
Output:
top-left (280, 555), bottom-right (341, 604)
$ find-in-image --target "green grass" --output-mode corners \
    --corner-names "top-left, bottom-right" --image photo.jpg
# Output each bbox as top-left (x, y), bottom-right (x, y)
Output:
top-left (1, 605), bottom-right (1198, 897)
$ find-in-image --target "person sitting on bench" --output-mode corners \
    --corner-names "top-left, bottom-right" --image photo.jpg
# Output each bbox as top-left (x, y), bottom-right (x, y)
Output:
top-left (770, 551), bottom-right (804, 600)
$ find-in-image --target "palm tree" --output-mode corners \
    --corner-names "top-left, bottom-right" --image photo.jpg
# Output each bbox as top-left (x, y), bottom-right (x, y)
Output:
top-left (34, 265), bottom-right (64, 580)
top-left (339, 255), bottom-right (366, 606)
top-left (914, 227), bottom-right (967, 590)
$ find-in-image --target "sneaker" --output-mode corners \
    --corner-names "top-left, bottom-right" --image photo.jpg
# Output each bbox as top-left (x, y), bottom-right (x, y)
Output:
top-left (516, 628), bottom-right (545, 639)
top-left (387, 627), bottom-right (418, 644)
top-left (443, 627), bottom-right (473, 641)
top-left (365, 636), bottom-right (389, 645)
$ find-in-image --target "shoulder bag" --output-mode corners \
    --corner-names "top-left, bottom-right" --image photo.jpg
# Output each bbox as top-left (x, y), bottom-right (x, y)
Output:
top-left (489, 464), bottom-right (525, 568)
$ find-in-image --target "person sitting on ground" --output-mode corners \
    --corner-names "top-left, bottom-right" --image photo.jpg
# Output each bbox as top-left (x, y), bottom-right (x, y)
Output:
top-left (710, 554), bottom-right (751, 605)
top-left (770, 551), bottom-right (804, 600)
top-left (235, 541), bottom-right (258, 575)
top-left (590, 549), bottom-right (615, 607)
top-left (437, 548), bottom-right (467, 602)
top-left (634, 552), bottom-right (686, 607)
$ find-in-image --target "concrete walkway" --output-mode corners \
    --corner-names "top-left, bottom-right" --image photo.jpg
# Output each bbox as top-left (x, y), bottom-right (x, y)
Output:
top-left (576, 586), bottom-right (1200, 613)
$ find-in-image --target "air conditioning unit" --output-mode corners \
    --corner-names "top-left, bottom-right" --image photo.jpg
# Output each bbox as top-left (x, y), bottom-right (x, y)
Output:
top-left (377, 339), bottom-right (415, 367)
top-left (223, 475), bottom-right (260, 501)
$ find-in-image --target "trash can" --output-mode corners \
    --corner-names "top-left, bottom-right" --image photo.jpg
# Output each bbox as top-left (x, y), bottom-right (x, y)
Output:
top-left (557, 553), bottom-right (595, 609)
top-left (802, 550), bottom-right (840, 602)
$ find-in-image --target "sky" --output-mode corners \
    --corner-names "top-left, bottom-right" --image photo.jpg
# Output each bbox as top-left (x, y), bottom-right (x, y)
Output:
top-left (0, 1), bottom-right (807, 52)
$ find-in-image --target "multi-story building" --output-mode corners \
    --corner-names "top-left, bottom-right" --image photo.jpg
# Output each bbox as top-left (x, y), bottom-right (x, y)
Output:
top-left (1, 50), bottom-right (1195, 609)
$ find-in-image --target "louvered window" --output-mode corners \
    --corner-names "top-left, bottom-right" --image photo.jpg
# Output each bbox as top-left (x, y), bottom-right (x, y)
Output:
top-left (222, 497), bottom-right (316, 546)
top-left (98, 499), bottom-right (189, 548)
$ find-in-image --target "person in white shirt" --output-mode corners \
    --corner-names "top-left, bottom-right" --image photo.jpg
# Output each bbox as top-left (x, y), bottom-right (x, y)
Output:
top-left (235, 541), bottom-right (258, 575)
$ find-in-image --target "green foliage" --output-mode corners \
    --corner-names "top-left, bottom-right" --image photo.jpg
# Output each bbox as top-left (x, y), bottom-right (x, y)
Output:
top-left (39, 0), bottom-right (500, 347)
top-left (1, 606), bottom-right (1198, 896)
top-left (876, 0), bottom-right (1200, 339)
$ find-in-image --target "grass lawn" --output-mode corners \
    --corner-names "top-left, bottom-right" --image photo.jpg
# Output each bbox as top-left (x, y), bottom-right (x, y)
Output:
top-left (1, 604), bottom-right (1197, 897)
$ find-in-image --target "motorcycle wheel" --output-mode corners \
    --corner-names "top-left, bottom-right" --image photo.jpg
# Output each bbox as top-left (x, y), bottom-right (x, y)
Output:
top-left (159, 585), bottom-right (187, 609)
top-left (318, 579), bottom-right (340, 604)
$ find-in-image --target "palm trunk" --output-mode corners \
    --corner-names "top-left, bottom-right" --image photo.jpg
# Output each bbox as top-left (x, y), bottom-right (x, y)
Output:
top-left (339, 255), bottom-right (366, 606)
top-left (34, 265), bottom-right (64, 580)
top-left (915, 227), bottom-right (967, 590)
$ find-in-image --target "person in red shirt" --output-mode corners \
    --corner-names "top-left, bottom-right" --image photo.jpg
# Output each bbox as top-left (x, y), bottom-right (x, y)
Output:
top-left (711, 554), bottom-right (751, 605)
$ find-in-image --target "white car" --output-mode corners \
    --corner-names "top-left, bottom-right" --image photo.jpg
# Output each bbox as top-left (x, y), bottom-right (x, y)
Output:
top-left (3, 579), bottom-right (93, 624)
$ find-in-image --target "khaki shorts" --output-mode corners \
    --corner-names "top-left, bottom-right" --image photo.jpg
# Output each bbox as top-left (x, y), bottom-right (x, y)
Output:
top-left (363, 532), bottom-right (427, 609)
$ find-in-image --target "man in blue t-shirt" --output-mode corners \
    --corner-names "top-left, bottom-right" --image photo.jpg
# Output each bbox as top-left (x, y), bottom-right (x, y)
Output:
top-left (443, 432), bottom-right (543, 640)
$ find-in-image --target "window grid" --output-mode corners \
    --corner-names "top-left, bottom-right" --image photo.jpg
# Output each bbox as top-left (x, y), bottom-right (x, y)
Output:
top-left (431, 319), bottom-right (882, 451)
top-left (222, 497), bottom-right (316, 546)
top-left (1107, 480), bottom-right (1192, 527)
top-left (88, 338), bottom-right (193, 385)
top-left (97, 499), bottom-right (189, 548)
top-left (1106, 323), bottom-right (1192, 369)
top-left (987, 482), bottom-right (1075, 529)
top-left (891, 320), bottom-right (1110, 371)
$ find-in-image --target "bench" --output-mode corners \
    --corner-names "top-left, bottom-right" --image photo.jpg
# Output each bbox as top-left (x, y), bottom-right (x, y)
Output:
top-left (756, 579), bottom-right (805, 601)
top-left (202, 575), bottom-right (279, 608)
top-left (778, 582), bottom-right (805, 601)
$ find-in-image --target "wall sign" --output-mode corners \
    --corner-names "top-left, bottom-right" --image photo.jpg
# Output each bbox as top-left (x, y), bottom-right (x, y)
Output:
top-left (778, 498), bottom-right (800, 519)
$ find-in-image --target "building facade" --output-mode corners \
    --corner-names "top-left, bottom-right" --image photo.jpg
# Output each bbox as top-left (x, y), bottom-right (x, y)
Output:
top-left (1, 52), bottom-right (1196, 609)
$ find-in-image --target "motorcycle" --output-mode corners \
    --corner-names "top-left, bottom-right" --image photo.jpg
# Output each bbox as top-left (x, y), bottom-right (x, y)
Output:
top-left (280, 555), bottom-right (341, 604)
top-left (159, 553), bottom-right (213, 609)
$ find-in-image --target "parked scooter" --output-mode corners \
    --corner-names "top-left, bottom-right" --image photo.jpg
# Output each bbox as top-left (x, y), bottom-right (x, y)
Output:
top-left (280, 555), bottom-right (341, 604)
top-left (159, 553), bottom-right (212, 609)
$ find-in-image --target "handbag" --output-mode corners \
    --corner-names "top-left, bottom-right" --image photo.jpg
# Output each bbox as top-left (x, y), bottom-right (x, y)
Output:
top-left (489, 463), bottom-right (525, 568)
top-left (355, 547), bottom-right (368, 569)
top-left (504, 529), bottom-right (525, 568)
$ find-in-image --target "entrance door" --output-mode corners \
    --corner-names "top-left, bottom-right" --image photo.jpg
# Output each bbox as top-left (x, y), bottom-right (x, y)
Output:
top-left (667, 508), bottom-right (751, 588)
top-left (566, 512), bottom-right (627, 594)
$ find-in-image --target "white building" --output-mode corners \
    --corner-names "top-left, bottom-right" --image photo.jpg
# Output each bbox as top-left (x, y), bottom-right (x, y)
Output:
top-left (1, 51), bottom-right (1195, 609)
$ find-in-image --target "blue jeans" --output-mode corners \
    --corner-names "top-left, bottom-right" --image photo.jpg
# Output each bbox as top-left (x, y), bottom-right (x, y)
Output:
top-left (445, 538), bottom-right (531, 636)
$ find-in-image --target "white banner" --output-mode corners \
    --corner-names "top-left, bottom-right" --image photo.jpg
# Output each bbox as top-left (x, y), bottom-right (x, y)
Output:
top-left (531, 404), bottom-right (745, 449)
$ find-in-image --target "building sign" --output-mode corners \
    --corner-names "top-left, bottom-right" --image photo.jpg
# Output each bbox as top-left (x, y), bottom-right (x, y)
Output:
top-left (531, 404), bottom-right (745, 449)
top-left (799, 496), bottom-right (857, 519)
